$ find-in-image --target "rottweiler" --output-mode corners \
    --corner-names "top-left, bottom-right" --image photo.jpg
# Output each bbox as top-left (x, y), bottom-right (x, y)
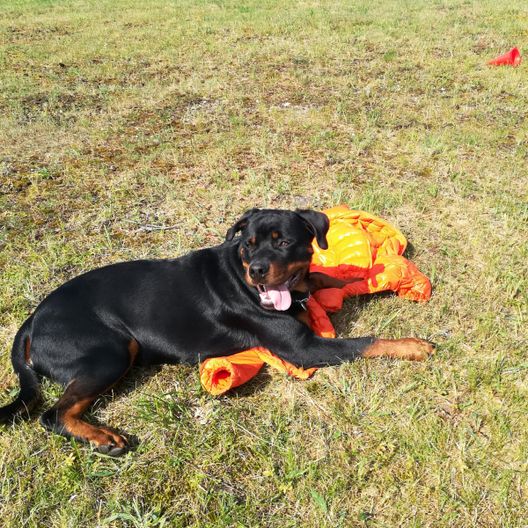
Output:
top-left (0, 208), bottom-right (433, 455)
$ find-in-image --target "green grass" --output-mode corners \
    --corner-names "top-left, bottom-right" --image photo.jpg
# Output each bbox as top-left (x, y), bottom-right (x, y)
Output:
top-left (1, 0), bottom-right (527, 526)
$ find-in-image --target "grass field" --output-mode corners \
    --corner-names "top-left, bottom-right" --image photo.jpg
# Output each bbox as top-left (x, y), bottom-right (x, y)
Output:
top-left (1, 0), bottom-right (527, 526)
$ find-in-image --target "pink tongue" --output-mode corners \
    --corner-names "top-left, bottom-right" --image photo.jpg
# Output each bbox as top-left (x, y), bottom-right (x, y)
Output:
top-left (260, 283), bottom-right (292, 310)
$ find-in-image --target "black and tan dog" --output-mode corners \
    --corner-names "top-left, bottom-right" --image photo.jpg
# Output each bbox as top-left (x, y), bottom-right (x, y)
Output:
top-left (0, 208), bottom-right (433, 455)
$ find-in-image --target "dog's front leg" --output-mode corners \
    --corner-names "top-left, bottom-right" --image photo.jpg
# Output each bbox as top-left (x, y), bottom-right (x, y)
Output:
top-left (256, 321), bottom-right (433, 369)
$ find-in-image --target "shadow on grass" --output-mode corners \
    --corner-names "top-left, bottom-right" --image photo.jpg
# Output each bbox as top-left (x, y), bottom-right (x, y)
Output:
top-left (331, 289), bottom-right (392, 335)
top-left (404, 241), bottom-right (417, 259)
top-left (229, 368), bottom-right (274, 397)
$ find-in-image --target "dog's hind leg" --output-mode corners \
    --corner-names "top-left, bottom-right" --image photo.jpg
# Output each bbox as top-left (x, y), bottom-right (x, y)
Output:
top-left (40, 339), bottom-right (138, 456)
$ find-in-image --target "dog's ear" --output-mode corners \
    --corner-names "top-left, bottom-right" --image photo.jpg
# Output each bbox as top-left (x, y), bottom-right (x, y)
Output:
top-left (225, 208), bottom-right (260, 241)
top-left (295, 209), bottom-right (329, 250)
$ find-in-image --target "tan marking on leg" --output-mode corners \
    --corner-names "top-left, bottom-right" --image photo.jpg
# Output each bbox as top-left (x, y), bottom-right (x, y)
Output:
top-left (61, 398), bottom-right (126, 448)
top-left (363, 338), bottom-right (434, 361)
top-left (128, 338), bottom-right (139, 364)
top-left (24, 337), bottom-right (33, 366)
top-left (56, 341), bottom-right (139, 449)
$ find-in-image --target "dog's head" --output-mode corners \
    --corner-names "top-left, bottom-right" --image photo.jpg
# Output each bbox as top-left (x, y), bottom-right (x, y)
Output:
top-left (226, 208), bottom-right (329, 310)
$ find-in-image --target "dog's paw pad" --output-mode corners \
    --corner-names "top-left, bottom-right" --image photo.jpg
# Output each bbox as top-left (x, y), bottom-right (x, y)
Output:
top-left (96, 442), bottom-right (128, 457)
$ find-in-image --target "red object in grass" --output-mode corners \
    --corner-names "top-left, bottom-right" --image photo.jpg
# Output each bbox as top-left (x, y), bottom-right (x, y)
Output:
top-left (488, 47), bottom-right (522, 67)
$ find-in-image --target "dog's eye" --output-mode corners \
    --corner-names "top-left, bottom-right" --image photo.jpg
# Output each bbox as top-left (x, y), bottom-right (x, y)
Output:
top-left (279, 240), bottom-right (290, 248)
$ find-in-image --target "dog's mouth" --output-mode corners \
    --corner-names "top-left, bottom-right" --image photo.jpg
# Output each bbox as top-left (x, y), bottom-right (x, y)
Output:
top-left (255, 270), bottom-right (303, 311)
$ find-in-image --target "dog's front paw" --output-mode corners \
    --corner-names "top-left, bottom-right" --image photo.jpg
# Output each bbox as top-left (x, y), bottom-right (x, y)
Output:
top-left (363, 338), bottom-right (434, 361)
top-left (91, 428), bottom-right (128, 457)
top-left (393, 338), bottom-right (435, 361)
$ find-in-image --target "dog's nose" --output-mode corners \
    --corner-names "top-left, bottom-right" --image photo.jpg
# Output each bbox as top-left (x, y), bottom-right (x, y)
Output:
top-left (249, 262), bottom-right (269, 281)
